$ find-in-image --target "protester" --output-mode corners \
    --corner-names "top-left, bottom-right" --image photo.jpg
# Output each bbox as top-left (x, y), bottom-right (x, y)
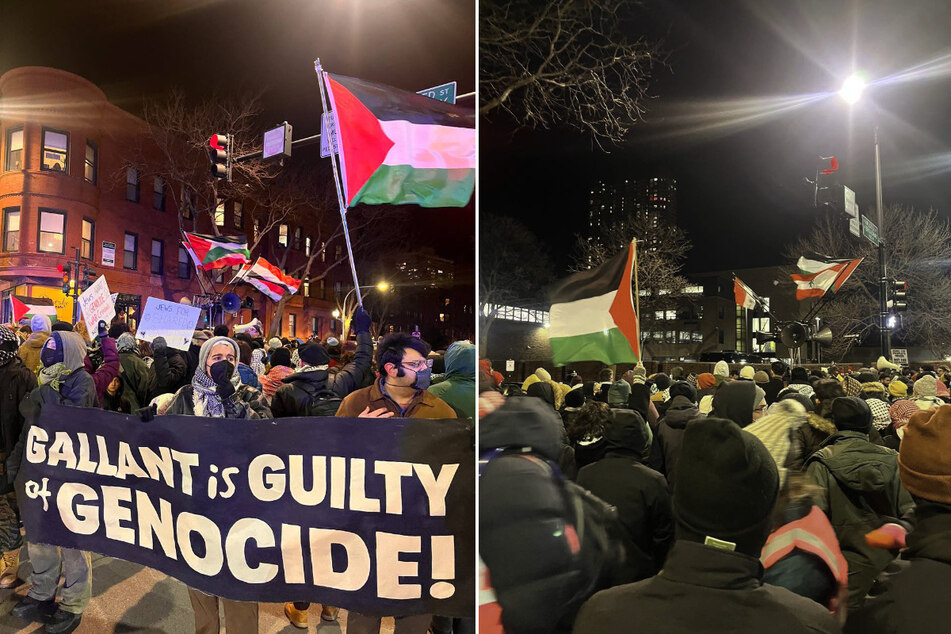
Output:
top-left (911, 375), bottom-right (943, 410)
top-left (9, 331), bottom-right (97, 633)
top-left (784, 367), bottom-right (816, 398)
top-left (258, 347), bottom-right (295, 400)
top-left (82, 320), bottom-right (120, 405)
top-left (711, 380), bottom-right (765, 428)
top-left (18, 314), bottom-right (51, 374)
top-left (739, 365), bottom-right (756, 381)
top-left (764, 361), bottom-right (787, 405)
top-left (787, 379), bottom-right (843, 471)
top-left (805, 396), bottom-right (914, 609)
top-left (712, 360), bottom-right (730, 385)
top-left (858, 378), bottom-right (892, 432)
top-left (151, 335), bottom-right (187, 394)
top-left (745, 398), bottom-right (808, 488)
top-left (100, 374), bottom-right (132, 413)
top-left (695, 372), bottom-right (717, 399)
top-left (429, 340), bottom-right (476, 420)
top-left (648, 381), bottom-right (699, 492)
top-left (567, 400), bottom-right (611, 469)
top-left (574, 417), bottom-right (839, 633)
top-left (116, 332), bottom-right (156, 411)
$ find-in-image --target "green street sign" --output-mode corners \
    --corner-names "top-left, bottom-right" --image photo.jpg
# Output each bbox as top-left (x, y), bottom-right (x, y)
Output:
top-left (862, 215), bottom-right (879, 246)
top-left (417, 81), bottom-right (457, 104)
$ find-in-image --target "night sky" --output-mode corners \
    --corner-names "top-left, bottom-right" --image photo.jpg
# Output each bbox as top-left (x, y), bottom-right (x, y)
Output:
top-left (0, 0), bottom-right (475, 269)
top-left (482, 0), bottom-right (951, 275)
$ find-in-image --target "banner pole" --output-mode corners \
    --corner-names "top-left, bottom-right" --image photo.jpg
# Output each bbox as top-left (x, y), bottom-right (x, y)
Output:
top-left (632, 239), bottom-right (641, 358)
top-left (314, 58), bottom-right (363, 306)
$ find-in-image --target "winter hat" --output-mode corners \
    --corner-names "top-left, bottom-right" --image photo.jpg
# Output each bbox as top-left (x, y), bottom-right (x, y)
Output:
top-left (739, 366), bottom-right (755, 380)
top-left (779, 392), bottom-right (815, 413)
top-left (117, 332), bottom-right (138, 353)
top-left (699, 394), bottom-right (714, 415)
top-left (196, 336), bottom-right (239, 377)
top-left (564, 388), bottom-right (585, 409)
top-left (889, 380), bottom-right (908, 398)
top-left (914, 375), bottom-right (938, 398)
top-left (268, 337), bottom-right (283, 351)
top-left (632, 364), bottom-right (647, 379)
top-left (325, 336), bottom-right (339, 348)
top-left (674, 417), bottom-right (780, 556)
top-left (191, 329), bottom-right (210, 347)
top-left (269, 348), bottom-right (293, 369)
top-left (753, 370), bottom-right (770, 384)
top-left (890, 400), bottom-right (920, 428)
top-left (830, 396), bottom-right (872, 434)
top-left (51, 320), bottom-right (73, 332)
top-left (653, 373), bottom-right (671, 391)
top-left (898, 405), bottom-right (951, 503)
top-left (607, 379), bottom-right (632, 407)
top-left (30, 314), bottom-right (51, 333)
top-left (298, 342), bottom-right (330, 368)
top-left (713, 360), bottom-right (730, 378)
top-left (669, 381), bottom-right (697, 403)
top-left (697, 373), bottom-right (716, 390)
top-left (856, 371), bottom-right (878, 384)
top-left (790, 367), bottom-right (809, 383)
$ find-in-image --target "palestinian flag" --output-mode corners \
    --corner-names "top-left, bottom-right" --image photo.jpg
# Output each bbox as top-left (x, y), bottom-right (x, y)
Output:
top-left (734, 276), bottom-right (758, 310)
top-left (231, 257), bottom-right (301, 301)
top-left (10, 296), bottom-right (57, 323)
top-left (182, 232), bottom-right (250, 270)
top-left (323, 73), bottom-right (475, 208)
top-left (548, 243), bottom-right (640, 366)
top-left (791, 256), bottom-right (863, 300)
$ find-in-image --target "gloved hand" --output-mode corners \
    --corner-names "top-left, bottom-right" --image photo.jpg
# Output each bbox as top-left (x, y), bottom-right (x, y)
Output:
top-left (97, 320), bottom-right (108, 339)
top-left (353, 306), bottom-right (372, 333)
top-left (152, 336), bottom-right (167, 353)
top-left (135, 403), bottom-right (157, 422)
top-left (210, 360), bottom-right (236, 399)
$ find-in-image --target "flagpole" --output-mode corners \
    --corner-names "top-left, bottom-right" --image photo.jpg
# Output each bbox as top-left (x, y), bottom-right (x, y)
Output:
top-left (314, 58), bottom-right (364, 306)
top-left (632, 239), bottom-right (642, 357)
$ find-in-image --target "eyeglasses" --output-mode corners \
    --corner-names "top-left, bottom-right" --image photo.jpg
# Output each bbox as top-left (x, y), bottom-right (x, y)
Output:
top-left (401, 359), bottom-right (433, 372)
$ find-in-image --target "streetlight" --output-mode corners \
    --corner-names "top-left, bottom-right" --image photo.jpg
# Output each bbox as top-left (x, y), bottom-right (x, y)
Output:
top-left (337, 282), bottom-right (391, 337)
top-left (839, 72), bottom-right (889, 357)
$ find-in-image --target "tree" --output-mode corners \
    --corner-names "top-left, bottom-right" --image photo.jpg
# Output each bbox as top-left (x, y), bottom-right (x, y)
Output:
top-left (571, 211), bottom-right (692, 359)
top-left (480, 0), bottom-right (664, 147)
top-left (788, 205), bottom-right (951, 360)
top-left (480, 214), bottom-right (556, 349)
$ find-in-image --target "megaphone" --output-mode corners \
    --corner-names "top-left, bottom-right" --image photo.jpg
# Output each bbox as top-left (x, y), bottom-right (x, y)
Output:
top-left (753, 330), bottom-right (777, 343)
top-left (810, 326), bottom-right (833, 346)
top-left (781, 322), bottom-right (809, 348)
top-left (220, 292), bottom-right (241, 314)
top-left (234, 317), bottom-right (263, 337)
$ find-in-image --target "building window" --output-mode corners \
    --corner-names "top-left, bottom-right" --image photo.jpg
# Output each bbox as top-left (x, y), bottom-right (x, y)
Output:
top-left (38, 209), bottom-right (66, 254)
top-left (654, 311), bottom-right (664, 320)
top-left (718, 330), bottom-right (725, 345)
top-left (234, 202), bottom-right (242, 229)
top-left (718, 305), bottom-right (725, 320)
top-left (2, 208), bottom-right (19, 252)
top-left (335, 244), bottom-right (342, 260)
top-left (151, 239), bottom-right (164, 275)
top-left (665, 309), bottom-right (677, 320)
top-left (293, 227), bottom-right (302, 250)
top-left (302, 279), bottom-right (310, 297)
top-left (84, 142), bottom-right (97, 184)
top-left (288, 314), bottom-right (297, 337)
top-left (153, 177), bottom-right (165, 210)
top-left (278, 224), bottom-right (288, 247)
top-left (318, 279), bottom-right (326, 299)
top-left (178, 247), bottom-right (191, 279)
top-left (124, 232), bottom-right (137, 270)
top-left (4, 128), bottom-right (23, 171)
top-left (126, 168), bottom-right (140, 202)
top-left (41, 128), bottom-right (69, 173)
top-left (305, 236), bottom-right (311, 256)
top-left (214, 200), bottom-right (225, 226)
top-left (334, 281), bottom-right (342, 298)
top-left (81, 218), bottom-right (94, 260)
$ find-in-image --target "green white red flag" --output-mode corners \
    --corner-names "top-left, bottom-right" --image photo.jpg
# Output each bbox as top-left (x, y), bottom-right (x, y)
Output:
top-left (182, 232), bottom-right (250, 271)
top-left (548, 242), bottom-right (640, 366)
top-left (791, 256), bottom-right (864, 300)
top-left (323, 73), bottom-right (475, 208)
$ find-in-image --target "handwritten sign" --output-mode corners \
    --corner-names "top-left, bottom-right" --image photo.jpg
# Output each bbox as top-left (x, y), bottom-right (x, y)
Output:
top-left (77, 276), bottom-right (116, 339)
top-left (136, 297), bottom-right (201, 351)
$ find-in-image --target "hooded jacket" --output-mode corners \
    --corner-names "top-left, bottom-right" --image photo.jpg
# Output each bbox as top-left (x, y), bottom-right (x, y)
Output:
top-left (429, 341), bottom-right (476, 420)
top-left (117, 336), bottom-right (157, 412)
top-left (577, 409), bottom-right (674, 583)
top-left (17, 330), bottom-right (49, 375)
top-left (711, 380), bottom-right (761, 428)
top-left (0, 356), bottom-right (36, 459)
top-left (270, 330), bottom-right (373, 418)
top-left (805, 431), bottom-right (915, 608)
top-left (152, 346), bottom-right (188, 394)
top-left (648, 395), bottom-right (699, 492)
top-left (787, 411), bottom-right (838, 471)
top-left (83, 335), bottom-right (120, 404)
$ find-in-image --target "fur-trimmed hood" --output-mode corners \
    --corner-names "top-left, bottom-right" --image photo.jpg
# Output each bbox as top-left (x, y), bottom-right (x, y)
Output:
top-left (859, 381), bottom-right (887, 398)
top-left (806, 411), bottom-right (837, 436)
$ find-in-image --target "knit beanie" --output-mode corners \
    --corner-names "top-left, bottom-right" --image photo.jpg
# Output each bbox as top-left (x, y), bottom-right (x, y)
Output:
top-left (830, 396), bottom-right (872, 434)
top-left (268, 337), bottom-right (283, 351)
top-left (790, 367), bottom-right (809, 383)
top-left (713, 360), bottom-right (730, 378)
top-left (669, 380), bottom-right (697, 403)
top-left (914, 375), bottom-right (938, 398)
top-left (564, 388), bottom-right (585, 409)
top-left (739, 366), bottom-right (755, 380)
top-left (889, 380), bottom-right (908, 398)
top-left (607, 379), bottom-right (632, 407)
top-left (674, 417), bottom-right (779, 556)
top-left (298, 342), bottom-right (330, 367)
top-left (697, 373), bottom-right (716, 389)
top-left (632, 364), bottom-right (647, 379)
top-left (753, 370), bottom-right (770, 384)
top-left (117, 332), bottom-right (138, 353)
top-left (898, 405), bottom-right (951, 503)
top-left (51, 320), bottom-right (73, 332)
top-left (653, 373), bottom-right (671, 391)
top-left (269, 348), bottom-right (293, 369)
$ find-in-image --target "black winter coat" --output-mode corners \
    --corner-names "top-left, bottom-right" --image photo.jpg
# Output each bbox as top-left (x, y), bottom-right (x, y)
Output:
top-left (0, 358), bottom-right (37, 456)
top-left (648, 395), bottom-right (699, 492)
top-left (152, 347), bottom-right (187, 395)
top-left (270, 330), bottom-right (373, 418)
top-left (574, 540), bottom-right (841, 634)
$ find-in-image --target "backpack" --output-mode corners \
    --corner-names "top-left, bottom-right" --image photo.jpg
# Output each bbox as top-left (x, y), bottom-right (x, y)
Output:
top-left (479, 448), bottom-right (626, 633)
top-left (303, 388), bottom-right (343, 417)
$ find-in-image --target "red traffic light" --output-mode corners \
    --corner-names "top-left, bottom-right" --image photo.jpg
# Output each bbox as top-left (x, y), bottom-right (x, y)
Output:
top-left (209, 134), bottom-right (229, 150)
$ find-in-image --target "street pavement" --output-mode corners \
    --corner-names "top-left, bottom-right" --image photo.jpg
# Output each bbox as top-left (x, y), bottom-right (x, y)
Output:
top-left (0, 545), bottom-right (396, 633)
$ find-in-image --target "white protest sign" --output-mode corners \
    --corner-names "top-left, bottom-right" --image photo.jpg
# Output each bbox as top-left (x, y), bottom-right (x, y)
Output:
top-left (505, 359), bottom-right (515, 372)
top-left (892, 348), bottom-right (908, 365)
top-left (135, 297), bottom-right (202, 351)
top-left (77, 276), bottom-right (116, 338)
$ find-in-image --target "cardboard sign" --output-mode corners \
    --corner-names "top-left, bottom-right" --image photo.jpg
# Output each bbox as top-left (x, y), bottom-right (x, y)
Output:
top-left (135, 297), bottom-right (202, 351)
top-left (76, 275), bottom-right (116, 338)
top-left (892, 348), bottom-right (908, 365)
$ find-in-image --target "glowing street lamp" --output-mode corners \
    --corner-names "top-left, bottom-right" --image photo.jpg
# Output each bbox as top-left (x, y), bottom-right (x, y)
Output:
top-left (839, 72), bottom-right (866, 105)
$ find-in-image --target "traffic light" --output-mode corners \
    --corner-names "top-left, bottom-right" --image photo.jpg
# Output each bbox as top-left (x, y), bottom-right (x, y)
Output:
top-left (889, 280), bottom-right (908, 311)
top-left (80, 266), bottom-right (97, 291)
top-left (58, 263), bottom-right (72, 294)
top-left (209, 133), bottom-right (232, 181)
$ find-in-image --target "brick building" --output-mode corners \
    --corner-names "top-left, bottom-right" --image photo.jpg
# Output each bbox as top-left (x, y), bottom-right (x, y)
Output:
top-left (0, 66), bottom-right (351, 339)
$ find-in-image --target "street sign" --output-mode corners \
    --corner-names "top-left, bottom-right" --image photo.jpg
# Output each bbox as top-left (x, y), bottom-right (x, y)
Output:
top-left (320, 113), bottom-right (338, 158)
top-left (862, 215), bottom-right (879, 246)
top-left (843, 186), bottom-right (858, 218)
top-left (262, 122), bottom-right (293, 159)
top-left (849, 217), bottom-right (861, 238)
top-left (417, 81), bottom-right (457, 104)
top-left (892, 348), bottom-right (908, 365)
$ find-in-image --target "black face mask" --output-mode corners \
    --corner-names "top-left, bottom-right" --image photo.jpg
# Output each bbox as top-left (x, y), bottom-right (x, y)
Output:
top-left (209, 360), bottom-right (235, 384)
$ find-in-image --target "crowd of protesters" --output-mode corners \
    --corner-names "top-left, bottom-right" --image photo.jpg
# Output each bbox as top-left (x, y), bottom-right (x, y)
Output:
top-left (0, 309), bottom-right (472, 634)
top-left (479, 354), bottom-right (951, 633)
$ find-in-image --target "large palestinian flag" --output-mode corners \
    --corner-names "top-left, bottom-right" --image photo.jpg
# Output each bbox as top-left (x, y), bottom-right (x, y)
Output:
top-left (548, 243), bottom-right (640, 366)
top-left (323, 73), bottom-right (475, 208)
top-left (231, 257), bottom-right (300, 302)
top-left (10, 296), bottom-right (58, 323)
top-left (182, 232), bottom-right (250, 270)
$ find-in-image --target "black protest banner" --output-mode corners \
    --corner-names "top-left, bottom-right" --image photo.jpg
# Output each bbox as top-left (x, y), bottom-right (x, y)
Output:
top-left (16, 403), bottom-right (474, 617)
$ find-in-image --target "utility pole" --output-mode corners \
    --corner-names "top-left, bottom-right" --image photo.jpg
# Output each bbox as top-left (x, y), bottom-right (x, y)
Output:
top-left (874, 127), bottom-right (889, 358)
